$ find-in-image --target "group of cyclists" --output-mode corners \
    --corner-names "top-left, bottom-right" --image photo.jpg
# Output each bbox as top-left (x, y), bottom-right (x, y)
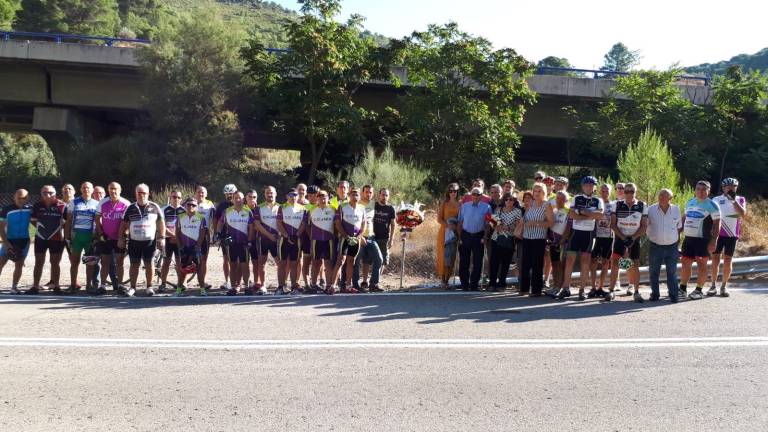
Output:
top-left (0, 172), bottom-right (748, 300)
top-left (0, 180), bottom-right (398, 297)
top-left (448, 172), bottom-right (747, 303)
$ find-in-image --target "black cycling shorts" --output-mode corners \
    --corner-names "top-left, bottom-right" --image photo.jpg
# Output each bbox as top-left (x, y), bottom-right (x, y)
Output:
top-left (612, 238), bottom-right (641, 260)
top-left (228, 243), bottom-right (249, 263)
top-left (568, 230), bottom-right (595, 254)
top-left (279, 237), bottom-right (300, 261)
top-left (591, 237), bottom-right (613, 260)
top-left (339, 238), bottom-right (361, 258)
top-left (128, 240), bottom-right (156, 264)
top-left (681, 237), bottom-right (710, 260)
top-left (102, 239), bottom-right (126, 255)
top-left (34, 239), bottom-right (66, 255)
top-left (714, 236), bottom-right (737, 257)
top-left (260, 237), bottom-right (278, 259)
top-left (164, 241), bottom-right (180, 260)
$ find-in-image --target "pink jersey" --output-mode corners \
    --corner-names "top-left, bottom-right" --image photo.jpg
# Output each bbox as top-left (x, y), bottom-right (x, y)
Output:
top-left (97, 197), bottom-right (131, 240)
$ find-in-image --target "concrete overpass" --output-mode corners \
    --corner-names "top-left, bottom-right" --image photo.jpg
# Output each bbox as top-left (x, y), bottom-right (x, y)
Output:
top-left (0, 39), bottom-right (713, 168)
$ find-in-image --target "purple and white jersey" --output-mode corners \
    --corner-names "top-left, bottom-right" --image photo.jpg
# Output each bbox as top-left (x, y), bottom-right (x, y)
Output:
top-left (278, 203), bottom-right (307, 237)
top-left (254, 203), bottom-right (280, 235)
top-left (220, 207), bottom-right (253, 244)
top-left (97, 197), bottom-right (131, 241)
top-left (335, 203), bottom-right (366, 237)
top-left (178, 212), bottom-right (207, 248)
top-left (714, 194), bottom-right (746, 238)
top-left (309, 207), bottom-right (335, 241)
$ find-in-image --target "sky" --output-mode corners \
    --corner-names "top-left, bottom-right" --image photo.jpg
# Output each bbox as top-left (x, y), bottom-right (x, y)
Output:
top-left (270, 0), bottom-right (767, 70)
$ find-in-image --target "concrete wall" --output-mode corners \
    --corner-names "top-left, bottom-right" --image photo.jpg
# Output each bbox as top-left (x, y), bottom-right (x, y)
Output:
top-left (0, 40), bottom-right (138, 68)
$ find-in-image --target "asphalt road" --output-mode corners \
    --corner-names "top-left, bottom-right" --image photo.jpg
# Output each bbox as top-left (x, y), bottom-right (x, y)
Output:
top-left (1, 283), bottom-right (766, 431)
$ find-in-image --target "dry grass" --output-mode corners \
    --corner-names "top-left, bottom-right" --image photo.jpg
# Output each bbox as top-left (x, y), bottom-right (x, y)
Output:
top-left (739, 199), bottom-right (768, 256)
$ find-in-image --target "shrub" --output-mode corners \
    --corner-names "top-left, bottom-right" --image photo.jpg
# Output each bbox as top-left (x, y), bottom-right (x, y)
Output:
top-left (320, 145), bottom-right (431, 204)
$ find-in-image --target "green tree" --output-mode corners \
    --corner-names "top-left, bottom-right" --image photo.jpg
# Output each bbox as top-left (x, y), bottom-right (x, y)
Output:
top-left (0, 0), bottom-right (20, 28)
top-left (710, 65), bottom-right (768, 181)
top-left (135, 8), bottom-right (244, 184)
top-left (601, 42), bottom-right (640, 72)
top-left (14, 0), bottom-right (120, 36)
top-left (617, 128), bottom-right (691, 207)
top-left (117, 0), bottom-right (164, 39)
top-left (0, 133), bottom-right (58, 190)
top-left (240, 0), bottom-right (392, 184)
top-left (536, 56), bottom-right (581, 76)
top-left (390, 22), bottom-right (536, 190)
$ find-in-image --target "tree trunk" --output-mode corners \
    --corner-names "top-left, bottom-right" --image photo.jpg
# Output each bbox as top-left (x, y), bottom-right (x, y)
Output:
top-left (719, 119), bottom-right (735, 182)
top-left (307, 139), bottom-right (328, 185)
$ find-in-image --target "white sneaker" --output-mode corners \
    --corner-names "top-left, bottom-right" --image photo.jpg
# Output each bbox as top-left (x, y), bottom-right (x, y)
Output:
top-left (688, 289), bottom-right (704, 300)
top-left (258, 286), bottom-right (268, 295)
top-left (146, 287), bottom-right (155, 297)
top-left (706, 285), bottom-right (718, 297)
top-left (126, 287), bottom-right (136, 297)
top-left (10, 286), bottom-right (20, 295)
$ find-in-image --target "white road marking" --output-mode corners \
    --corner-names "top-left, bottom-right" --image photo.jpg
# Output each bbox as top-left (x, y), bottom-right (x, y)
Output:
top-left (0, 337), bottom-right (766, 350)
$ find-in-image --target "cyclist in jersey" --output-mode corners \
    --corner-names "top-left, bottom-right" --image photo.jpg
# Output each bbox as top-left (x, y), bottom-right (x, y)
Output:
top-left (308, 190), bottom-right (337, 294)
top-left (353, 184), bottom-right (382, 293)
top-left (159, 191), bottom-right (185, 292)
top-left (117, 184), bottom-right (165, 297)
top-left (607, 183), bottom-right (648, 302)
top-left (253, 186), bottom-right (281, 294)
top-left (64, 182), bottom-right (99, 295)
top-left (557, 176), bottom-right (604, 301)
top-left (176, 198), bottom-right (208, 296)
top-left (217, 192), bottom-right (252, 295)
top-left (60, 184), bottom-right (75, 206)
top-left (614, 182), bottom-right (625, 202)
top-left (277, 189), bottom-right (307, 295)
top-left (329, 181), bottom-right (350, 210)
top-left (296, 183), bottom-right (308, 205)
top-left (333, 188), bottom-right (367, 294)
top-left (30, 185), bottom-right (67, 294)
top-left (301, 185), bottom-right (319, 290)
top-left (679, 180), bottom-right (721, 300)
top-left (194, 185), bottom-right (215, 290)
top-left (244, 189), bottom-right (258, 294)
top-left (89, 186), bottom-right (106, 292)
top-left (709, 178), bottom-right (746, 297)
top-left (547, 191), bottom-right (570, 293)
top-left (589, 183), bottom-right (614, 299)
top-left (214, 184), bottom-right (237, 291)
top-left (0, 189), bottom-right (33, 294)
top-left (95, 182), bottom-right (130, 293)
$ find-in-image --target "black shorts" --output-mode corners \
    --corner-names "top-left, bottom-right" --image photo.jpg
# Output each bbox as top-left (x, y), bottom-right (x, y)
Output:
top-left (128, 240), bottom-right (156, 264)
top-left (300, 233), bottom-right (311, 254)
top-left (228, 243), bottom-right (249, 263)
top-left (568, 230), bottom-right (594, 254)
top-left (260, 237), bottom-right (278, 259)
top-left (102, 239), bottom-right (126, 255)
top-left (549, 243), bottom-right (564, 263)
top-left (164, 241), bottom-right (180, 259)
top-left (339, 238), bottom-right (361, 258)
top-left (279, 237), bottom-right (299, 261)
top-left (311, 239), bottom-right (334, 261)
top-left (180, 246), bottom-right (200, 261)
top-left (681, 237), bottom-right (710, 260)
top-left (592, 237), bottom-right (613, 260)
top-left (612, 238), bottom-right (641, 260)
top-left (248, 238), bottom-right (260, 261)
top-left (34, 239), bottom-right (66, 255)
top-left (715, 236), bottom-right (737, 257)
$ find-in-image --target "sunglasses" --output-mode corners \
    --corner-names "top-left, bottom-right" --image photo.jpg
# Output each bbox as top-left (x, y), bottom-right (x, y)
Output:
top-left (616, 187), bottom-right (625, 190)
top-left (170, 196), bottom-right (181, 199)
top-left (449, 189), bottom-right (459, 193)
top-left (186, 203), bottom-right (197, 207)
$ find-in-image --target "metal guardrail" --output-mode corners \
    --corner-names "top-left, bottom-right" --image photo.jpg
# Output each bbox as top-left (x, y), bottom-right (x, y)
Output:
top-left (1, 30), bottom-right (150, 46)
top-left (535, 66), bottom-right (712, 86)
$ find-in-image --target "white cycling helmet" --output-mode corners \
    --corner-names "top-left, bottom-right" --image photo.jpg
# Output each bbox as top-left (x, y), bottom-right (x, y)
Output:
top-left (222, 184), bottom-right (238, 194)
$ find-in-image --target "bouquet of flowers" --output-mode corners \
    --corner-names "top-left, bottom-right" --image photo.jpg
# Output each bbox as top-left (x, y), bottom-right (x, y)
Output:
top-left (484, 212), bottom-right (500, 227)
top-left (396, 201), bottom-right (425, 231)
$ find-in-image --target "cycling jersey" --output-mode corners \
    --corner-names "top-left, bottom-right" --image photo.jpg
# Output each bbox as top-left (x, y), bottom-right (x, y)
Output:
top-left (178, 212), bottom-right (207, 248)
top-left (67, 197), bottom-right (99, 234)
top-left (122, 201), bottom-right (164, 241)
top-left (336, 203), bottom-right (366, 237)
top-left (614, 200), bottom-right (648, 236)
top-left (595, 200), bottom-right (614, 238)
top-left (162, 205), bottom-right (185, 240)
top-left (683, 198), bottom-right (720, 239)
top-left (569, 194), bottom-right (603, 231)
top-left (359, 201), bottom-right (375, 237)
top-left (0, 203), bottom-right (33, 239)
top-left (197, 198), bottom-right (216, 230)
top-left (713, 194), bottom-right (746, 238)
top-left (214, 200), bottom-right (231, 233)
top-left (97, 197), bottom-right (131, 240)
top-left (550, 206), bottom-right (570, 237)
top-left (309, 207), bottom-right (335, 241)
top-left (220, 207), bottom-right (252, 243)
top-left (254, 203), bottom-right (280, 235)
top-left (32, 200), bottom-right (67, 241)
top-left (329, 196), bottom-right (349, 211)
top-left (278, 203), bottom-right (307, 237)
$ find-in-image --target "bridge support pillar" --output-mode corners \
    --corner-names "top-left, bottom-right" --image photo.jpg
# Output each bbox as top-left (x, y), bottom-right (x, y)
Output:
top-left (32, 107), bottom-right (101, 181)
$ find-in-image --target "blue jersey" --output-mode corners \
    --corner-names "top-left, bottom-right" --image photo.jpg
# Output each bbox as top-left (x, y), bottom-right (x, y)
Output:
top-left (683, 198), bottom-right (720, 239)
top-left (0, 203), bottom-right (33, 239)
top-left (67, 197), bottom-right (99, 234)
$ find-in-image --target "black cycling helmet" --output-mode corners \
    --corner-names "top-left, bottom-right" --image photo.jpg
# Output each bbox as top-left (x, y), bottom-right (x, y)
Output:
top-left (307, 185), bottom-right (319, 194)
top-left (581, 176), bottom-right (598, 185)
top-left (721, 177), bottom-right (739, 187)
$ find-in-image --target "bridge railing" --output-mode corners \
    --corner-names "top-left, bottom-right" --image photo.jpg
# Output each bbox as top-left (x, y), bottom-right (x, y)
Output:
top-left (535, 66), bottom-right (711, 86)
top-left (1, 30), bottom-right (150, 46)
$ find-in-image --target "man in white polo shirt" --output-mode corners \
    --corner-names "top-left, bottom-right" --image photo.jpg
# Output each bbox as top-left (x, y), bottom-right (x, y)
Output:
top-left (646, 189), bottom-right (682, 302)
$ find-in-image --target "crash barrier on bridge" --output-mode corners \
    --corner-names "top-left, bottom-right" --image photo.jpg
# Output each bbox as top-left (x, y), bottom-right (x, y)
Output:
top-left (1, 30), bottom-right (149, 46)
top-left (535, 66), bottom-right (712, 86)
top-left (435, 255), bottom-right (768, 288)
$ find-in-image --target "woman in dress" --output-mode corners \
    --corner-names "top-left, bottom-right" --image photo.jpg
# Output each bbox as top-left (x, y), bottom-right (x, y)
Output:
top-left (436, 183), bottom-right (461, 288)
